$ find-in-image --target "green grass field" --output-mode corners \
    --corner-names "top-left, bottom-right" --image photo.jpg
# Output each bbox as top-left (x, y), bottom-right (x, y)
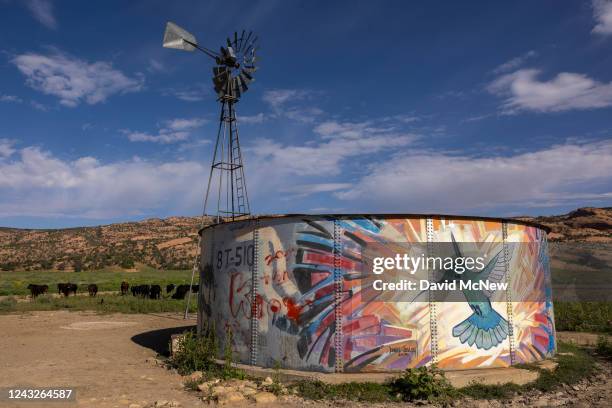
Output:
top-left (0, 265), bottom-right (193, 296)
top-left (0, 294), bottom-right (197, 314)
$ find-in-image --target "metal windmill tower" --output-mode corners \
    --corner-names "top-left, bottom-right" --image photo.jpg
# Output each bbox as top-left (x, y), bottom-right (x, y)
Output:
top-left (163, 22), bottom-right (258, 222)
top-left (163, 22), bottom-right (258, 318)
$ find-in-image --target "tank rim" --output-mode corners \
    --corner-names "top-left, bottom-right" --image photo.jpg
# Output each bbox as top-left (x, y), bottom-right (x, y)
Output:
top-left (197, 212), bottom-right (551, 235)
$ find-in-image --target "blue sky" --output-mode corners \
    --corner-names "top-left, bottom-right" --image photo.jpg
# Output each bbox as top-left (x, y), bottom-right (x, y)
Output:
top-left (1, 0), bottom-right (611, 228)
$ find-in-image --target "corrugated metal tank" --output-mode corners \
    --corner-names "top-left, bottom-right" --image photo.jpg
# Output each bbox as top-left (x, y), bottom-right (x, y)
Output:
top-left (198, 215), bottom-right (555, 372)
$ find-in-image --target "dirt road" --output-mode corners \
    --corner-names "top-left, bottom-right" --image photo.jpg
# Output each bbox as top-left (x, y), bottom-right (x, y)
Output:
top-left (0, 311), bottom-right (199, 408)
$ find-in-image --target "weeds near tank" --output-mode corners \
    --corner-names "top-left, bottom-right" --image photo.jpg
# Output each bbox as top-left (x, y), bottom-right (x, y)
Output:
top-left (596, 335), bottom-right (612, 360)
top-left (532, 342), bottom-right (596, 392)
top-left (295, 342), bottom-right (600, 402)
top-left (260, 360), bottom-right (284, 395)
top-left (219, 327), bottom-right (246, 380)
top-left (554, 301), bottom-right (612, 334)
top-left (170, 323), bottom-right (246, 380)
top-left (171, 323), bottom-right (218, 375)
top-left (389, 366), bottom-right (456, 402)
top-left (460, 342), bottom-right (597, 399)
top-left (294, 380), bottom-right (393, 402)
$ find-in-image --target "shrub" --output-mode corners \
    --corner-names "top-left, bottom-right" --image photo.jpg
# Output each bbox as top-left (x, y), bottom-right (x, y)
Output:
top-left (596, 335), bottom-right (612, 360)
top-left (554, 302), bottom-right (612, 334)
top-left (120, 258), bottom-right (135, 269)
top-left (389, 366), bottom-right (455, 402)
top-left (170, 325), bottom-right (218, 375)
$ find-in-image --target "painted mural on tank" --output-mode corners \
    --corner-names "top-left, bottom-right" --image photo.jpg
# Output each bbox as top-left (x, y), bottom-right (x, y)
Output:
top-left (255, 217), bottom-right (434, 372)
top-left (256, 218), bottom-right (338, 372)
top-left (430, 219), bottom-right (512, 369)
top-left (200, 220), bottom-right (257, 364)
top-left (507, 224), bottom-right (556, 363)
top-left (199, 215), bottom-right (555, 372)
top-left (335, 217), bottom-right (432, 372)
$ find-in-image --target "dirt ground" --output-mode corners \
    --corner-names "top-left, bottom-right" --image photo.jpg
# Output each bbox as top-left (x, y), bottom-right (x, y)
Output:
top-left (0, 312), bottom-right (610, 408)
top-left (0, 311), bottom-right (200, 408)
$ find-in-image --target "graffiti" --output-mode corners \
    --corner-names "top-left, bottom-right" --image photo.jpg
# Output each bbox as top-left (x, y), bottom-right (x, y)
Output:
top-left (199, 216), bottom-right (554, 372)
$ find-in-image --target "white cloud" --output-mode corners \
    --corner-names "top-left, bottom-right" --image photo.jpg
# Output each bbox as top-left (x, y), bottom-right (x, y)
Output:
top-left (30, 100), bottom-right (49, 111)
top-left (238, 113), bottom-right (266, 124)
top-left (25, 0), bottom-right (56, 29)
top-left (262, 89), bottom-right (310, 111)
top-left (488, 69), bottom-right (612, 113)
top-left (285, 107), bottom-right (324, 123)
top-left (124, 117), bottom-right (207, 144)
top-left (147, 59), bottom-right (165, 73)
top-left (0, 94), bottom-right (22, 103)
top-left (0, 139), bottom-right (16, 158)
top-left (260, 89), bottom-right (324, 123)
top-left (336, 140), bottom-right (612, 212)
top-left (593, 0), bottom-right (612, 34)
top-left (162, 84), bottom-right (207, 102)
top-left (248, 121), bottom-right (417, 177)
top-left (492, 50), bottom-right (538, 74)
top-left (11, 51), bottom-right (144, 107)
top-left (282, 183), bottom-right (352, 195)
top-left (165, 118), bottom-right (207, 131)
top-left (0, 146), bottom-right (205, 218)
top-left (314, 120), bottom-right (395, 139)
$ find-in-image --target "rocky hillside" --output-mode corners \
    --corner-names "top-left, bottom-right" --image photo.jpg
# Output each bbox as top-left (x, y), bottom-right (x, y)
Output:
top-left (516, 207), bottom-right (612, 242)
top-left (0, 216), bottom-right (211, 271)
top-left (0, 207), bottom-right (609, 272)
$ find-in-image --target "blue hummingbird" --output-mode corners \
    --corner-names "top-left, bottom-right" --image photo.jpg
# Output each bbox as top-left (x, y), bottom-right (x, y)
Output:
top-left (440, 234), bottom-right (510, 350)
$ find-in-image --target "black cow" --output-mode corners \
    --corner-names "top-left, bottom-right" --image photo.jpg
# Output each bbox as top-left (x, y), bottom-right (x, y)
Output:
top-left (131, 284), bottom-right (150, 298)
top-left (191, 284), bottom-right (199, 293)
top-left (27, 284), bottom-right (48, 298)
top-left (87, 284), bottom-right (98, 297)
top-left (149, 285), bottom-right (161, 300)
top-left (120, 281), bottom-right (129, 296)
top-left (166, 283), bottom-right (175, 294)
top-left (172, 284), bottom-right (191, 300)
top-left (57, 283), bottom-right (77, 297)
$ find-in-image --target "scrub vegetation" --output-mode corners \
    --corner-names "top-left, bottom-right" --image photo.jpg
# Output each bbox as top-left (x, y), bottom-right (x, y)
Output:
top-left (294, 342), bottom-right (598, 403)
top-left (554, 301), bottom-right (612, 334)
top-left (0, 293), bottom-right (197, 314)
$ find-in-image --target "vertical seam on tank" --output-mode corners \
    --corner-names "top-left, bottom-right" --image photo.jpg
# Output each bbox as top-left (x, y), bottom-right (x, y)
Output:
top-left (333, 219), bottom-right (344, 373)
top-left (543, 231), bottom-right (557, 355)
top-left (250, 219), bottom-right (259, 366)
top-left (503, 222), bottom-right (516, 365)
top-left (426, 218), bottom-right (438, 365)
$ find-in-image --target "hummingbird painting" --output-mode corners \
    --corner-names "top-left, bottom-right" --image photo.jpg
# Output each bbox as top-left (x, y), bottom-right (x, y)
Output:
top-left (438, 234), bottom-right (510, 350)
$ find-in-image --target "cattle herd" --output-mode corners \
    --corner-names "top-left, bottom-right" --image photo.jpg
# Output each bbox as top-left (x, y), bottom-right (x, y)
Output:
top-left (26, 281), bottom-right (198, 300)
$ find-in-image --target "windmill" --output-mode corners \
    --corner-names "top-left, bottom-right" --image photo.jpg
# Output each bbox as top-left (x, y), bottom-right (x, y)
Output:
top-left (163, 21), bottom-right (258, 221)
top-left (162, 22), bottom-right (259, 318)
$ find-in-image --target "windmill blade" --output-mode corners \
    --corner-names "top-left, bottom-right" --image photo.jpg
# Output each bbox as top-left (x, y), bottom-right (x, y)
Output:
top-left (226, 37), bottom-right (232, 49)
top-left (163, 21), bottom-right (197, 51)
top-left (239, 72), bottom-right (251, 84)
top-left (233, 31), bottom-right (238, 50)
top-left (243, 42), bottom-right (255, 57)
top-left (240, 79), bottom-right (249, 93)
top-left (238, 30), bottom-right (246, 51)
top-left (243, 31), bottom-right (253, 51)
top-left (240, 69), bottom-right (253, 81)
